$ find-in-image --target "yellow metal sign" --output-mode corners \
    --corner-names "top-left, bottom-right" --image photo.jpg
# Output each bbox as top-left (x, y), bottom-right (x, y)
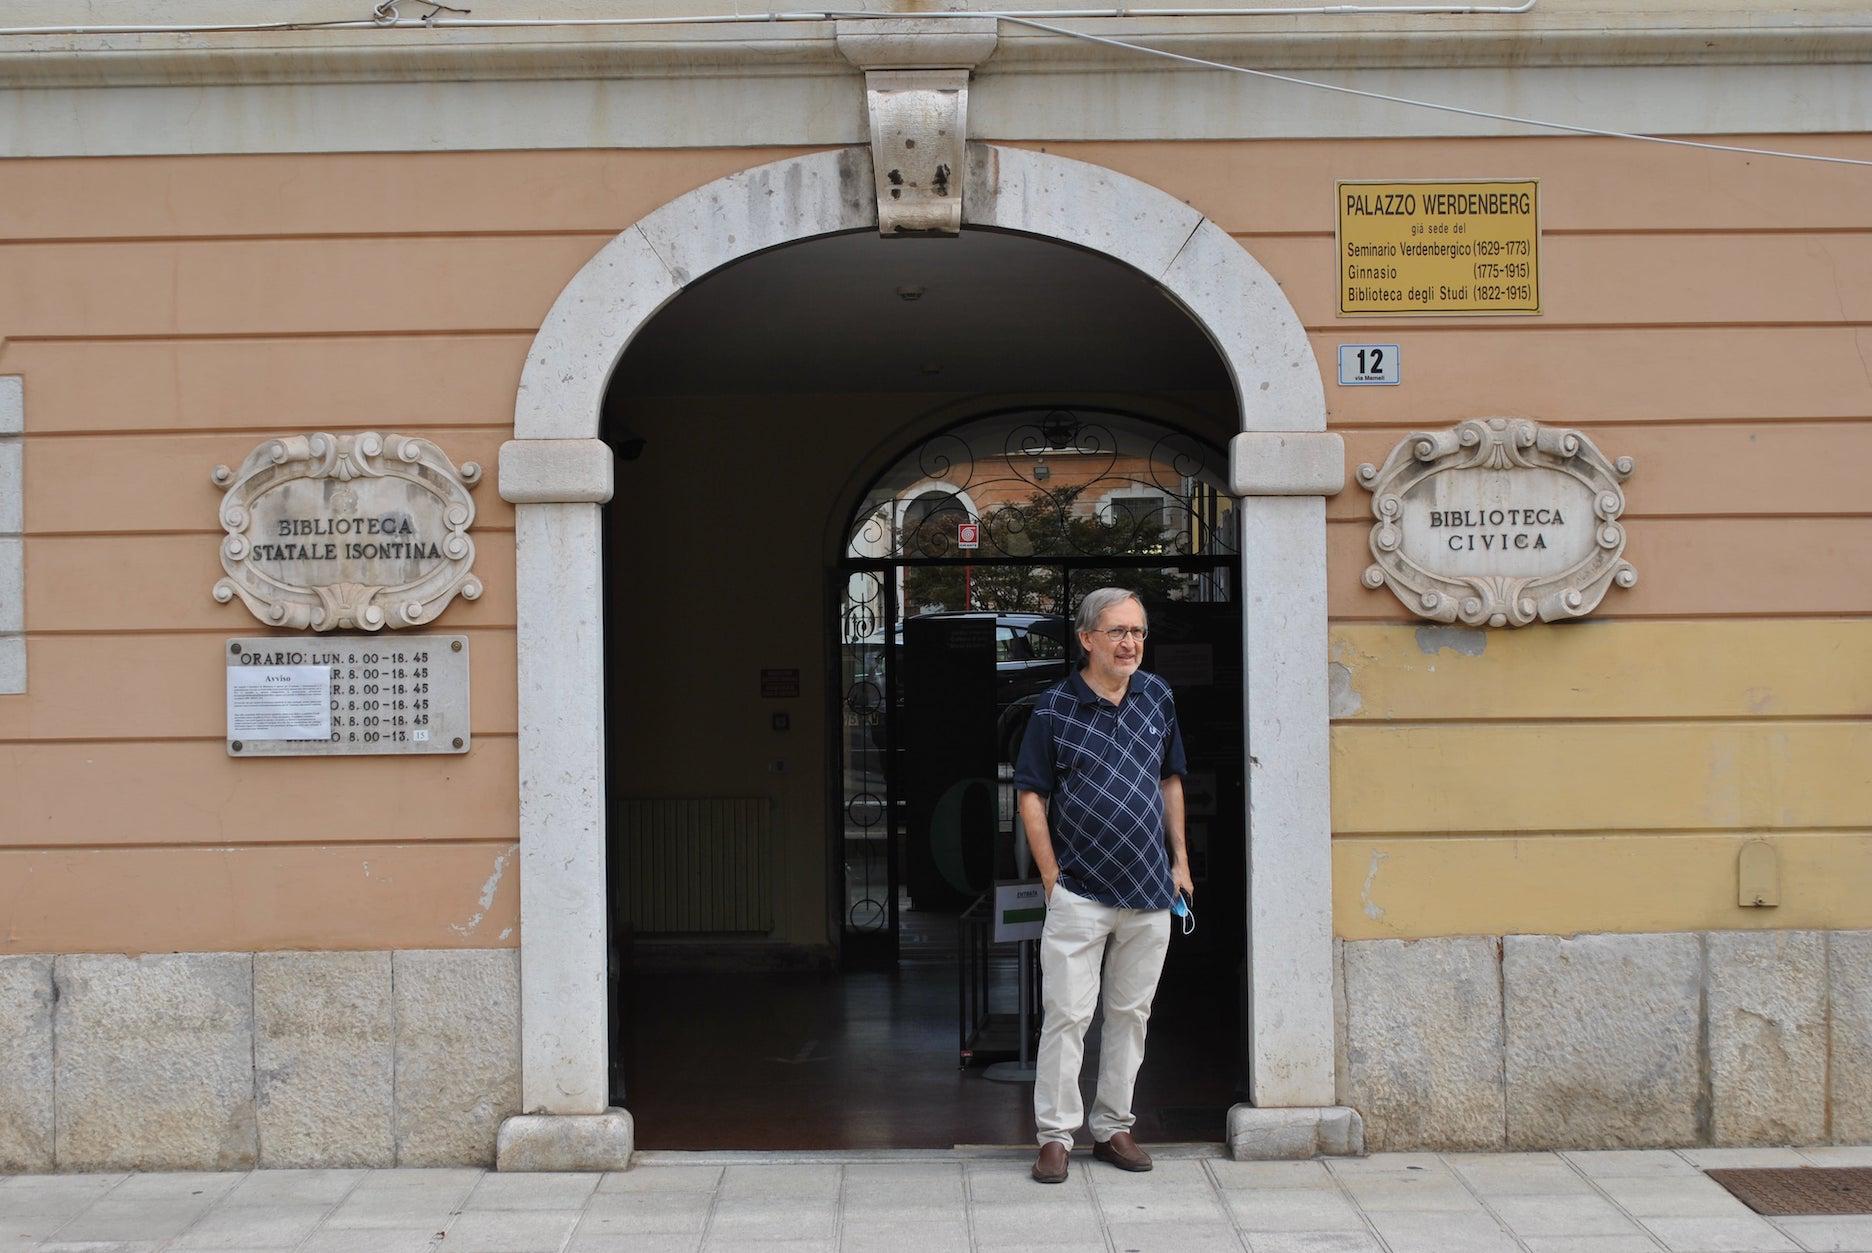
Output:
top-left (1337, 179), bottom-right (1540, 316)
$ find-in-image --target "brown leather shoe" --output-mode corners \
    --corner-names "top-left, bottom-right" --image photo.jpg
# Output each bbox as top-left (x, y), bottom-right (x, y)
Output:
top-left (1031, 1141), bottom-right (1070, 1184)
top-left (1093, 1131), bottom-right (1153, 1172)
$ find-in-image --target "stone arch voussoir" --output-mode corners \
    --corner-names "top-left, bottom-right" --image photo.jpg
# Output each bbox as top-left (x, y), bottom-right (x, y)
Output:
top-left (511, 143), bottom-right (1324, 443)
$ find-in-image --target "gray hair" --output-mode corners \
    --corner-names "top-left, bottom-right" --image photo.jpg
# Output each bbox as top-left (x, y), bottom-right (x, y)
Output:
top-left (1075, 587), bottom-right (1146, 635)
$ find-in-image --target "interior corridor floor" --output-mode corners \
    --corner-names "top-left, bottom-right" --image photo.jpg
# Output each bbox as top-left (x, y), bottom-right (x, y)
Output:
top-left (621, 916), bottom-right (1243, 1151)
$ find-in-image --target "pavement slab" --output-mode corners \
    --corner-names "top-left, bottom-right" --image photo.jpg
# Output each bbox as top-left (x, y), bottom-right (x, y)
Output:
top-left (1519, 1238), bottom-right (1663, 1253)
top-left (1487, 1193), bottom-right (1648, 1237)
top-left (168, 1202), bottom-right (331, 1249)
top-left (1211, 1161), bottom-right (1340, 1191)
top-left (1773, 1215), bottom-right (1872, 1252)
top-left (1362, 1209), bottom-right (1522, 1253)
top-left (1241, 1235), bottom-right (1384, 1253)
top-left (566, 1235), bottom-right (700, 1253)
top-left (1638, 1214), bottom-right (1804, 1251)
top-left (1104, 1220), bottom-right (1248, 1251)
top-left (839, 1219), bottom-right (972, 1253)
top-left (1223, 1185), bottom-right (1367, 1232)
top-left (1447, 1153), bottom-right (1601, 1197)
top-left (299, 1230), bottom-right (441, 1253)
top-left (0, 1147), bottom-right (1868, 1250)
top-left (219, 1171), bottom-right (364, 1208)
top-left (435, 1205), bottom-right (583, 1252)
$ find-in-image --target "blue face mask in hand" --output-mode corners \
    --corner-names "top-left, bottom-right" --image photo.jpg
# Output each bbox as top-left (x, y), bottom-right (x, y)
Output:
top-left (1171, 892), bottom-right (1195, 936)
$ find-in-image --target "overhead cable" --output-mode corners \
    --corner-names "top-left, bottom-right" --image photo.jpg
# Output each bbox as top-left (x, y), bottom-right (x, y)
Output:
top-left (988, 12), bottom-right (1872, 168)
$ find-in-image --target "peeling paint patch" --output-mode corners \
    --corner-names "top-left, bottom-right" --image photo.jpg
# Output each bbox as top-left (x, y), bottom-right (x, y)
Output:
top-left (1415, 625), bottom-right (1487, 657)
top-left (499, 928), bottom-right (514, 942)
top-left (1360, 850), bottom-right (1389, 921)
top-left (449, 848), bottom-right (514, 938)
top-left (1328, 662), bottom-right (1364, 718)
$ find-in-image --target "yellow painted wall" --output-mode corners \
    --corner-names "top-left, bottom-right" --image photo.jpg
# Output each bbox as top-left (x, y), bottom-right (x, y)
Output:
top-left (1041, 136), bottom-right (1872, 940)
top-left (1329, 619), bottom-right (1872, 937)
top-left (1, 136), bottom-right (1868, 951)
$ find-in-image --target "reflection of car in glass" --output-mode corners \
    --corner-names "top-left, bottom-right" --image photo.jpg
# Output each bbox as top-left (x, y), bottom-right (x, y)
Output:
top-left (842, 612), bottom-right (1073, 797)
top-left (893, 611), bottom-right (1072, 762)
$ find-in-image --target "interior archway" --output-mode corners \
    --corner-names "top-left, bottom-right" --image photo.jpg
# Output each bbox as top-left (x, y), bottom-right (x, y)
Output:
top-left (601, 227), bottom-right (1245, 1148)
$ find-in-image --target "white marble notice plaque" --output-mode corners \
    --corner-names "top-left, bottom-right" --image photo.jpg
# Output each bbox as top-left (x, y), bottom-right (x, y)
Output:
top-left (227, 634), bottom-right (470, 756)
top-left (213, 432), bottom-right (482, 632)
top-left (1357, 417), bottom-right (1636, 627)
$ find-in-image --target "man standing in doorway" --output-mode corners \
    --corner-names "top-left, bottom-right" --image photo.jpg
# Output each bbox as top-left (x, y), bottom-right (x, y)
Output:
top-left (1015, 587), bottom-right (1191, 1184)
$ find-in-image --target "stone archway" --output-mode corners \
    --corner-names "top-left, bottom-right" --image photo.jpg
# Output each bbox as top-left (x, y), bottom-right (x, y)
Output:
top-left (495, 143), bottom-right (1351, 1168)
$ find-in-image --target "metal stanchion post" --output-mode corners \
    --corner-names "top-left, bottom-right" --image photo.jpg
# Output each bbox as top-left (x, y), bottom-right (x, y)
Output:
top-left (985, 802), bottom-right (1039, 1084)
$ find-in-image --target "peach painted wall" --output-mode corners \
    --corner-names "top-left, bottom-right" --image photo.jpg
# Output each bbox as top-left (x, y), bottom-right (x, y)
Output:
top-left (1, 136), bottom-right (1868, 952)
top-left (0, 148), bottom-right (812, 954)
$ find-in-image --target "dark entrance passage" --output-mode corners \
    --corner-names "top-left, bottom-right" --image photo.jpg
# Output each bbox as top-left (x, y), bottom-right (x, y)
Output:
top-left (806, 408), bottom-right (1245, 1148)
top-left (622, 911), bottom-right (1242, 1149)
top-left (598, 229), bottom-right (1245, 1149)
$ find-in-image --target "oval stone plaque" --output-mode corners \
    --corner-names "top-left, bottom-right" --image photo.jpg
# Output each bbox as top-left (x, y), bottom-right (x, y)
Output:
top-left (1357, 417), bottom-right (1636, 627)
top-left (213, 432), bottom-right (483, 632)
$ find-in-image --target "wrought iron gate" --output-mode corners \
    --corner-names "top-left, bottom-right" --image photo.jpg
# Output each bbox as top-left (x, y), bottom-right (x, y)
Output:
top-left (835, 408), bottom-right (1239, 964)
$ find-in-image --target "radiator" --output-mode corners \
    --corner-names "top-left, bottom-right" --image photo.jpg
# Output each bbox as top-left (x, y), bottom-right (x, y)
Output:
top-left (615, 797), bottom-right (775, 934)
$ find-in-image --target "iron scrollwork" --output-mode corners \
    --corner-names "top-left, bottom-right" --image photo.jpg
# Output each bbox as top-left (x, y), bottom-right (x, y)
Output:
top-left (845, 410), bottom-right (1234, 563)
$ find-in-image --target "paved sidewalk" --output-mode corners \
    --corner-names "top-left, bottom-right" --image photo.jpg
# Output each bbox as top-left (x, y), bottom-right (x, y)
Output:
top-left (3, 1146), bottom-right (1871, 1253)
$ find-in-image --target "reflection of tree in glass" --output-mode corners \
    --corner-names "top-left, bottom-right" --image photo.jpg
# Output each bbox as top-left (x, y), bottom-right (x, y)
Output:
top-left (907, 486), bottom-right (1183, 614)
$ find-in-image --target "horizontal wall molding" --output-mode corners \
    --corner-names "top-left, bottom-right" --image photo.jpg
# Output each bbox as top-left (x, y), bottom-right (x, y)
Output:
top-left (1, 141), bottom-right (1867, 240)
top-left (3, 9), bottom-right (1869, 90)
top-left (0, 377), bottom-right (22, 694)
top-left (1331, 831), bottom-right (1872, 940)
top-left (1333, 721), bottom-right (1872, 834)
top-left (1329, 619), bottom-right (1872, 721)
top-left (0, 844), bottom-right (522, 954)
top-left (1, 38), bottom-right (1868, 154)
top-left (3, 233), bottom-right (1865, 341)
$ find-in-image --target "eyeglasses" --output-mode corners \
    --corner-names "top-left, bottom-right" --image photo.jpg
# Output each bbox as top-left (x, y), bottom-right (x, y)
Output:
top-left (1095, 627), bottom-right (1148, 643)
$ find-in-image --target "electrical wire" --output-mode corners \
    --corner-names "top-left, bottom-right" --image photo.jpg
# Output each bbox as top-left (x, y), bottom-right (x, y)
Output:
top-left (987, 12), bottom-right (1872, 168)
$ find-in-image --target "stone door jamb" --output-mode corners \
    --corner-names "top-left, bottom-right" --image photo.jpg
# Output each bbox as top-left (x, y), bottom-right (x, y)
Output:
top-left (495, 143), bottom-right (1352, 1169)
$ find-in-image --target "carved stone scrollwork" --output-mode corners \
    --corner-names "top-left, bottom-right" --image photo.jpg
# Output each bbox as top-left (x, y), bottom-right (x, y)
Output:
top-left (1355, 417), bottom-right (1636, 628)
top-left (212, 432), bottom-right (483, 632)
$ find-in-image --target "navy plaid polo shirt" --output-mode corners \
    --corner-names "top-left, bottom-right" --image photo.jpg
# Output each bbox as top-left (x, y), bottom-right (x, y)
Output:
top-left (1013, 668), bottom-right (1188, 910)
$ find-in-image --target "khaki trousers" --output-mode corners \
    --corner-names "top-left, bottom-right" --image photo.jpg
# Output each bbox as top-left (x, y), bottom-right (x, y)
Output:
top-left (1033, 883), bottom-right (1172, 1147)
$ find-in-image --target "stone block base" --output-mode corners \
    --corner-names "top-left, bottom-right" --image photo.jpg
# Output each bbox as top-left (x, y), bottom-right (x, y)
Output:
top-left (497, 1109), bottom-right (635, 1171)
top-left (0, 947), bottom-right (520, 1171)
top-left (1227, 1105), bottom-right (1364, 1159)
top-left (1338, 929), bottom-right (1871, 1152)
